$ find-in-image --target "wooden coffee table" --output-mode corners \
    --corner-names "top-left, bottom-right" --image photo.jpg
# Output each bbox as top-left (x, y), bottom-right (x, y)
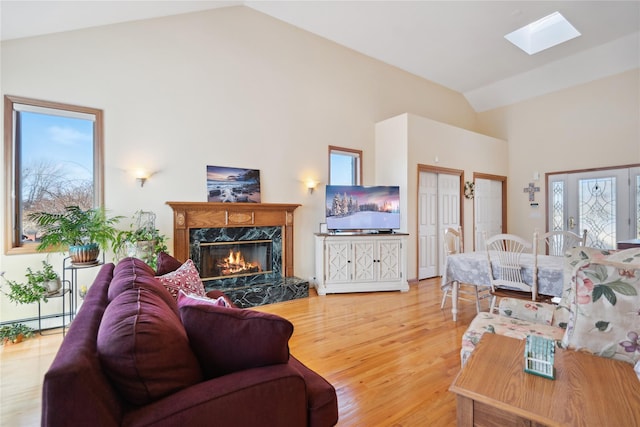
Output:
top-left (450, 333), bottom-right (640, 426)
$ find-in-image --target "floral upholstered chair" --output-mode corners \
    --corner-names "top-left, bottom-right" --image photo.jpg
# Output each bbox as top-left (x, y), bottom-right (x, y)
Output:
top-left (561, 249), bottom-right (640, 366)
top-left (459, 246), bottom-right (638, 366)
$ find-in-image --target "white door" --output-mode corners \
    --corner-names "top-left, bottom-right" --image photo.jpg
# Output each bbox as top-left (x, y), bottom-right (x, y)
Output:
top-left (418, 171), bottom-right (460, 279)
top-left (549, 167), bottom-right (639, 249)
top-left (438, 173), bottom-right (460, 271)
top-left (474, 178), bottom-right (503, 250)
top-left (418, 172), bottom-right (438, 279)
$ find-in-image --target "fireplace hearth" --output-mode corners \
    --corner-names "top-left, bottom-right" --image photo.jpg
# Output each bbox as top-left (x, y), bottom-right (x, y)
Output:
top-left (167, 202), bottom-right (307, 308)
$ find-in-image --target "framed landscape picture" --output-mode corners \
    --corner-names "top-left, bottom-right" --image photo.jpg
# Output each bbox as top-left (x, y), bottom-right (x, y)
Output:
top-left (206, 165), bottom-right (261, 203)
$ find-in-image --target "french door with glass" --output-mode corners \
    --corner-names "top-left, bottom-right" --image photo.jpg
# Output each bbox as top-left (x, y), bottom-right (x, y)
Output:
top-left (547, 166), bottom-right (640, 249)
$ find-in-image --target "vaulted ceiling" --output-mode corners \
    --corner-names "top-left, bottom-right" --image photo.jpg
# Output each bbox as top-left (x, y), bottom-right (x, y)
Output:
top-left (1, 1), bottom-right (638, 111)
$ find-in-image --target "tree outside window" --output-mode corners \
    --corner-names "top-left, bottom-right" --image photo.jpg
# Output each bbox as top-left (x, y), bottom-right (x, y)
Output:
top-left (4, 96), bottom-right (104, 254)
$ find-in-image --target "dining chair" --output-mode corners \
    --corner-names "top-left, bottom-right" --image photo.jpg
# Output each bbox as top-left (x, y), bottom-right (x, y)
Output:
top-left (441, 227), bottom-right (490, 320)
top-left (484, 232), bottom-right (553, 313)
top-left (540, 229), bottom-right (587, 256)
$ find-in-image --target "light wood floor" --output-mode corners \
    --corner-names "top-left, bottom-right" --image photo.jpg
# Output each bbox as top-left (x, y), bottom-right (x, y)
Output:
top-left (0, 278), bottom-right (484, 426)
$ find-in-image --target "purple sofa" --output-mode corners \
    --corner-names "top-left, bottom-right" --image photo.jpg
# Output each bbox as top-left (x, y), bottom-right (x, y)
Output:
top-left (42, 258), bottom-right (338, 427)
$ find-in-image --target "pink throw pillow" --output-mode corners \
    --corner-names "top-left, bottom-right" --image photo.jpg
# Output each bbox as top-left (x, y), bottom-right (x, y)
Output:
top-left (177, 290), bottom-right (230, 308)
top-left (156, 259), bottom-right (206, 300)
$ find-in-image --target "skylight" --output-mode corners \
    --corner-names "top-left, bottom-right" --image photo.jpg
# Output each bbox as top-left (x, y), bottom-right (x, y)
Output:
top-left (505, 11), bottom-right (581, 55)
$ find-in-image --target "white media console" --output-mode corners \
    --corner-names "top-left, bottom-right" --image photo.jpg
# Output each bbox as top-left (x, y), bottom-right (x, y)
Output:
top-left (314, 233), bottom-right (409, 295)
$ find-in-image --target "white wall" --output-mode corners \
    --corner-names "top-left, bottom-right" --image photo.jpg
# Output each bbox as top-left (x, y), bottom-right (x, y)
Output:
top-left (375, 114), bottom-right (409, 231)
top-left (0, 6), bottom-right (477, 322)
top-left (477, 69), bottom-right (640, 241)
top-left (375, 113), bottom-right (508, 280)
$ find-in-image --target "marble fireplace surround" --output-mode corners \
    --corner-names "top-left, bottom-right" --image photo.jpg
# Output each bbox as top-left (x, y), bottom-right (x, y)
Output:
top-left (166, 202), bottom-right (308, 307)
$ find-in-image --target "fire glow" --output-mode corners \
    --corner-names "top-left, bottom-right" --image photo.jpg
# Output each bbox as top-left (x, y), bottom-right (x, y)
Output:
top-left (217, 250), bottom-right (262, 276)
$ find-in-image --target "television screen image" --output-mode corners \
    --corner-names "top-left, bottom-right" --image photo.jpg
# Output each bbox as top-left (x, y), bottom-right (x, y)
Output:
top-left (325, 185), bottom-right (400, 231)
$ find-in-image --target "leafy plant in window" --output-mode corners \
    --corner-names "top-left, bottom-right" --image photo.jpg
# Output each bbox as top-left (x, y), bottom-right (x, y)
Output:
top-left (28, 205), bottom-right (122, 265)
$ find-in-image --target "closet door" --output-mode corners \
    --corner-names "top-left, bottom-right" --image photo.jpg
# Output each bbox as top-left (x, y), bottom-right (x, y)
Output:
top-left (438, 173), bottom-right (460, 272)
top-left (418, 172), bottom-right (438, 279)
top-left (474, 178), bottom-right (503, 250)
top-left (418, 171), bottom-right (460, 279)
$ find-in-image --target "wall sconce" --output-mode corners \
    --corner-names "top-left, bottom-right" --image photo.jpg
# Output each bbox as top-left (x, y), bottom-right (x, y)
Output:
top-left (119, 167), bottom-right (159, 188)
top-left (135, 170), bottom-right (150, 187)
top-left (306, 179), bottom-right (319, 194)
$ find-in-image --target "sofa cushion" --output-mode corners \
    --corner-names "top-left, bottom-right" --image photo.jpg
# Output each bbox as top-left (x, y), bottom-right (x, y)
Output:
top-left (554, 247), bottom-right (615, 328)
top-left (178, 292), bottom-right (293, 378)
top-left (461, 312), bottom-right (565, 366)
top-left (97, 287), bottom-right (203, 406)
top-left (155, 251), bottom-right (183, 275)
top-left (561, 258), bottom-right (640, 365)
top-left (108, 258), bottom-right (177, 315)
top-left (499, 298), bottom-right (555, 326)
top-left (606, 247), bottom-right (640, 264)
top-left (156, 259), bottom-right (206, 299)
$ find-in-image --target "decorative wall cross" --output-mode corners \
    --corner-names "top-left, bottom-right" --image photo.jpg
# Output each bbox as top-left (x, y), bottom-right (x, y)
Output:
top-left (523, 182), bottom-right (540, 202)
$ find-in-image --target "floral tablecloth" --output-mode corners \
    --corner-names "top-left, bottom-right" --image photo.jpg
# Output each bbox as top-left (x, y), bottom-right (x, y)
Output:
top-left (442, 251), bottom-right (564, 297)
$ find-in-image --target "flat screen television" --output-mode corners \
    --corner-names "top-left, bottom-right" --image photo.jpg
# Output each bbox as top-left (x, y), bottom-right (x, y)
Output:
top-left (325, 185), bottom-right (400, 232)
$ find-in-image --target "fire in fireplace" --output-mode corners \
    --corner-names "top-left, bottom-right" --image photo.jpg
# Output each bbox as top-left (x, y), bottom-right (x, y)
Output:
top-left (199, 239), bottom-right (273, 281)
top-left (219, 249), bottom-right (262, 276)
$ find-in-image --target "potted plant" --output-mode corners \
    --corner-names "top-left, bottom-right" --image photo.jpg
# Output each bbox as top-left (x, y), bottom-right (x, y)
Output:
top-left (0, 323), bottom-right (34, 345)
top-left (28, 205), bottom-right (122, 265)
top-left (0, 261), bottom-right (60, 304)
top-left (114, 211), bottom-right (167, 269)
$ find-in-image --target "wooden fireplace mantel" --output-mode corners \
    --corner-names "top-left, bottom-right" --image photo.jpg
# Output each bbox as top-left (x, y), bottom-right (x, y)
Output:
top-left (166, 202), bottom-right (301, 277)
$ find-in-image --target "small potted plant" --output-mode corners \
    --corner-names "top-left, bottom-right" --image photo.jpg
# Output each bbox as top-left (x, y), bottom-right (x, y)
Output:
top-left (0, 260), bottom-right (60, 304)
top-left (114, 211), bottom-right (167, 270)
top-left (0, 323), bottom-right (34, 345)
top-left (28, 205), bottom-right (122, 265)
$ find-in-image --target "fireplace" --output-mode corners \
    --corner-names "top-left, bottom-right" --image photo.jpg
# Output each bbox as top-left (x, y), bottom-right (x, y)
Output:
top-left (189, 225), bottom-right (283, 289)
top-left (200, 240), bottom-right (272, 280)
top-left (167, 202), bottom-right (307, 308)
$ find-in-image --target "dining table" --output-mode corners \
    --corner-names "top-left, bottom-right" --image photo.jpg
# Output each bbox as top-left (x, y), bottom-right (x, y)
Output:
top-left (441, 251), bottom-right (564, 320)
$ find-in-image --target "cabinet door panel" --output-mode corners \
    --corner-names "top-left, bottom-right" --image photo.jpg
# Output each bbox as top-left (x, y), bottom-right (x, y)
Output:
top-left (352, 241), bottom-right (376, 282)
top-left (325, 241), bottom-right (350, 282)
top-left (378, 240), bottom-right (402, 281)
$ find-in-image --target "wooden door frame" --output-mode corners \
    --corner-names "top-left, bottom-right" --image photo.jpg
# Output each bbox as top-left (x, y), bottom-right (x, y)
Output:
top-left (416, 164), bottom-right (464, 280)
top-left (472, 172), bottom-right (507, 250)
